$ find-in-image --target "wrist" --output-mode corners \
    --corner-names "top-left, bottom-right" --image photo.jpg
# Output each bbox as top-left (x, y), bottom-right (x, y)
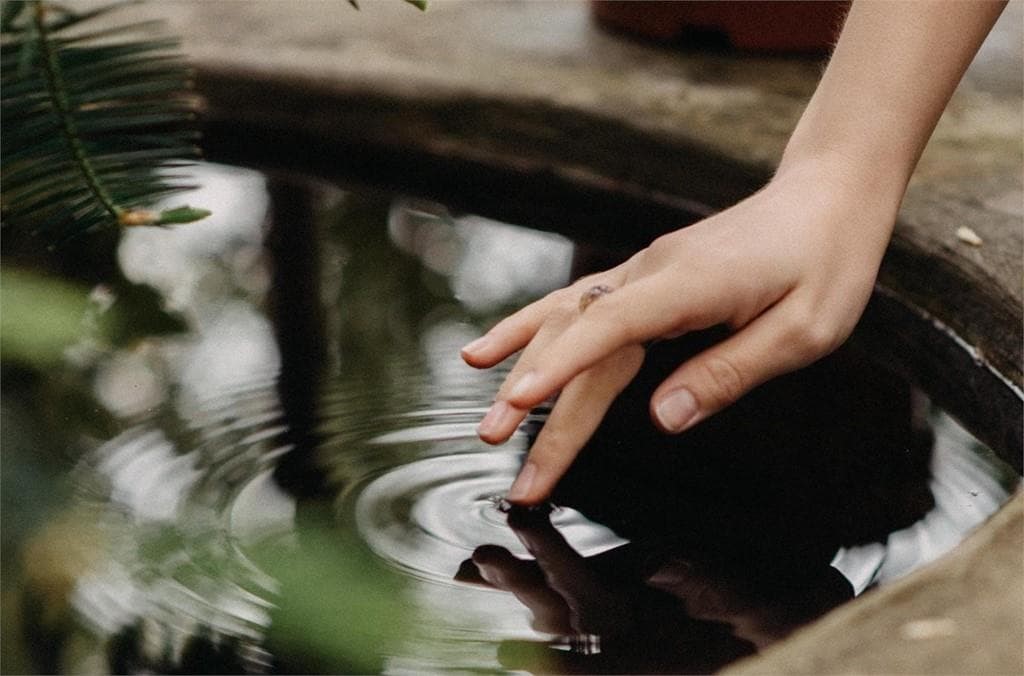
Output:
top-left (773, 143), bottom-right (907, 218)
top-left (765, 151), bottom-right (901, 255)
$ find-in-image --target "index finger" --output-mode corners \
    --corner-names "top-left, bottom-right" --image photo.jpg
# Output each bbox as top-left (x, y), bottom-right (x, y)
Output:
top-left (506, 344), bottom-right (644, 504)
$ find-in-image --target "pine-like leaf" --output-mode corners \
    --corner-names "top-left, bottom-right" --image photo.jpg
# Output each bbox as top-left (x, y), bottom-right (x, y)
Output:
top-left (1, 0), bottom-right (208, 245)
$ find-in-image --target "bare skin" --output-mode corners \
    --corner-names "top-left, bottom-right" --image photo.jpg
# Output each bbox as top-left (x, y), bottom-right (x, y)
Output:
top-left (462, 1), bottom-right (1008, 505)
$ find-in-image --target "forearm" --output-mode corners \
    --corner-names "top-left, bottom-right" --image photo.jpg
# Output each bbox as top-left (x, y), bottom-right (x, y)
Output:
top-left (780, 0), bottom-right (1007, 202)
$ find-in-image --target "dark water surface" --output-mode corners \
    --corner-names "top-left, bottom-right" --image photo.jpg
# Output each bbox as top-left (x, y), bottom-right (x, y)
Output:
top-left (3, 164), bottom-right (1019, 674)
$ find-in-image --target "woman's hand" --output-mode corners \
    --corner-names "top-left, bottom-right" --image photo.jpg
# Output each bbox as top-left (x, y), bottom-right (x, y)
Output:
top-left (462, 154), bottom-right (900, 505)
top-left (461, 0), bottom-right (1006, 506)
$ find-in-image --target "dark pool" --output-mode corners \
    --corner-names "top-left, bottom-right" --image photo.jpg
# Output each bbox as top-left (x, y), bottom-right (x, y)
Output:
top-left (2, 163), bottom-right (1019, 674)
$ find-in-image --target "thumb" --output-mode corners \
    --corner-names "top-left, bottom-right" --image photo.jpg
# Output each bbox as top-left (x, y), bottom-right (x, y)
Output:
top-left (650, 304), bottom-right (835, 433)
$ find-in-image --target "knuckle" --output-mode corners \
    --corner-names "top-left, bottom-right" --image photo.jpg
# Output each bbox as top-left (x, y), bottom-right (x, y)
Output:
top-left (805, 323), bottom-right (840, 355)
top-left (699, 354), bottom-right (747, 404)
top-left (647, 233), bottom-right (677, 258)
top-left (790, 319), bottom-right (840, 361)
top-left (548, 301), bottom-right (578, 325)
top-left (781, 303), bottom-right (841, 361)
top-left (584, 306), bottom-right (634, 344)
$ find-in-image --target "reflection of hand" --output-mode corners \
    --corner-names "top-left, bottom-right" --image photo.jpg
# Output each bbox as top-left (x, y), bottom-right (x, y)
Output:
top-left (646, 556), bottom-right (853, 649)
top-left (457, 511), bottom-right (853, 672)
top-left (463, 157), bottom-right (898, 504)
top-left (457, 511), bottom-right (755, 674)
top-left (467, 512), bottom-right (638, 639)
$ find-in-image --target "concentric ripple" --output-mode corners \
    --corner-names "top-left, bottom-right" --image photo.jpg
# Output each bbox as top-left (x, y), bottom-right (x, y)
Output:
top-left (354, 452), bottom-right (628, 583)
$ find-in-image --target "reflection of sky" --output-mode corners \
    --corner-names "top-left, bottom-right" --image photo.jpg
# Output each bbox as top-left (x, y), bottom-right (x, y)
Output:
top-left (118, 164), bottom-right (271, 315)
top-left (74, 164), bottom-right (287, 660)
top-left (107, 164), bottom-right (280, 413)
top-left (833, 411), bottom-right (1020, 593)
top-left (388, 198), bottom-right (574, 314)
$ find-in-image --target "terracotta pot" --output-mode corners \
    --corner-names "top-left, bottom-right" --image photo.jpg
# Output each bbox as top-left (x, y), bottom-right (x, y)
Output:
top-left (591, 1), bottom-right (849, 54)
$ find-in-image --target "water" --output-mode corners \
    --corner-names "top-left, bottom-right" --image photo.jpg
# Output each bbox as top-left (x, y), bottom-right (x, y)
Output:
top-left (3, 163), bottom-right (1019, 674)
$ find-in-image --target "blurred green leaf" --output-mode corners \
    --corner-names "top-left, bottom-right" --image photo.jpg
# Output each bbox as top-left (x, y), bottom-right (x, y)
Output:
top-left (0, 268), bottom-right (89, 364)
top-left (256, 530), bottom-right (412, 673)
top-left (1, 268), bottom-right (188, 366)
top-left (155, 205), bottom-right (212, 225)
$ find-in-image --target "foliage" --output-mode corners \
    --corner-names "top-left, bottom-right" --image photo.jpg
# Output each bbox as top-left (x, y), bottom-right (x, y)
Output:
top-left (1, 0), bottom-right (209, 246)
top-left (0, 267), bottom-right (186, 365)
top-left (256, 529), bottom-right (414, 674)
top-left (0, 267), bottom-right (88, 363)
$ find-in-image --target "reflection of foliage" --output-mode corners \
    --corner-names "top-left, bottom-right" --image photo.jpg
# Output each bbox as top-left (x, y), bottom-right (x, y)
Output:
top-left (1, 0), bottom-right (209, 245)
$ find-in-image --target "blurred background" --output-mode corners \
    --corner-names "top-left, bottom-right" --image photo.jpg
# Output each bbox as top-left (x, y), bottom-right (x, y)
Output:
top-left (2, 1), bottom-right (1021, 673)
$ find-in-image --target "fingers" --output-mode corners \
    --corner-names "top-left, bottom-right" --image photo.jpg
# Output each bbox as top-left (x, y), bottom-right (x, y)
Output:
top-left (470, 545), bottom-right (572, 634)
top-left (501, 273), bottom-right (725, 410)
top-left (650, 297), bottom-right (842, 433)
top-left (477, 316), bottom-right (568, 444)
top-left (506, 345), bottom-right (645, 504)
top-left (461, 292), bottom-right (564, 368)
top-left (461, 265), bottom-right (631, 369)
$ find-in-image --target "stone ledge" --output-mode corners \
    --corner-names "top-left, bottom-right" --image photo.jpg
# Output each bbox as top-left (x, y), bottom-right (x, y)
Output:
top-left (725, 490), bottom-right (1024, 675)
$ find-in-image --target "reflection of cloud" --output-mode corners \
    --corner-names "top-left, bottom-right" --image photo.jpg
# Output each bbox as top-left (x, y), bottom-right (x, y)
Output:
top-left (96, 429), bottom-right (200, 523)
top-left (832, 411), bottom-right (1020, 594)
top-left (420, 318), bottom-right (497, 397)
top-left (93, 349), bottom-right (166, 418)
top-left (114, 163), bottom-right (281, 414)
top-left (388, 199), bottom-right (573, 313)
top-left (453, 216), bottom-right (572, 313)
top-left (176, 302), bottom-right (280, 405)
top-left (118, 164), bottom-right (270, 313)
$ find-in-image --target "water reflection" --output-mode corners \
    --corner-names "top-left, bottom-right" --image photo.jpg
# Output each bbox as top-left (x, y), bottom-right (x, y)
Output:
top-left (8, 163), bottom-right (1019, 674)
top-left (455, 507), bottom-right (850, 673)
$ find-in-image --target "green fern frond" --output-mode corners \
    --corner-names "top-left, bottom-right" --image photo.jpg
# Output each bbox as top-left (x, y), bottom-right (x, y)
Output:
top-left (1, 0), bottom-right (209, 245)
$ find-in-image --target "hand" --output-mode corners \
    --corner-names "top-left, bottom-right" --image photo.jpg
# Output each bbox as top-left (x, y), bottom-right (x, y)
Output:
top-left (462, 155), bottom-right (900, 504)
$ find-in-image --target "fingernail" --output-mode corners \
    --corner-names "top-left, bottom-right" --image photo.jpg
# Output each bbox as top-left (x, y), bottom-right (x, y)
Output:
top-left (461, 335), bottom-right (490, 356)
top-left (507, 371), bottom-right (538, 402)
top-left (478, 400), bottom-right (510, 439)
top-left (506, 461), bottom-right (537, 502)
top-left (656, 388), bottom-right (699, 433)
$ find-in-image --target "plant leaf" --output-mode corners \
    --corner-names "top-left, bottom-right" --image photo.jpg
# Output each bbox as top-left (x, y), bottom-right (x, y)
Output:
top-left (1, 0), bottom-right (208, 245)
